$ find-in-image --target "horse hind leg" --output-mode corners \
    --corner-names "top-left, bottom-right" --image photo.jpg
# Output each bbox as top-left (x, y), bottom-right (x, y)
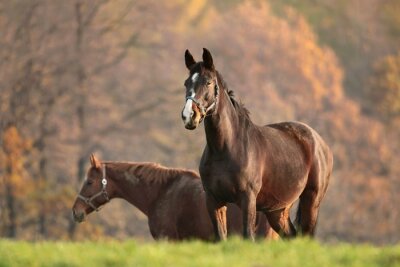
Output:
top-left (298, 130), bottom-right (333, 237)
top-left (298, 150), bottom-right (332, 236)
top-left (297, 189), bottom-right (321, 236)
top-left (254, 212), bottom-right (280, 240)
top-left (297, 164), bottom-right (326, 236)
top-left (265, 207), bottom-right (296, 238)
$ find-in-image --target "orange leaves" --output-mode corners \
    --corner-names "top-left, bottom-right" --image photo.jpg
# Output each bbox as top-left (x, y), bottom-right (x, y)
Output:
top-left (2, 126), bottom-right (31, 155)
top-left (368, 53), bottom-right (400, 121)
top-left (1, 126), bottom-right (33, 195)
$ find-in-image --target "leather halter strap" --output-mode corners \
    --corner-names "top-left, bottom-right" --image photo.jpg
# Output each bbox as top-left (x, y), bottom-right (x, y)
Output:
top-left (78, 164), bottom-right (109, 212)
top-left (186, 78), bottom-right (219, 118)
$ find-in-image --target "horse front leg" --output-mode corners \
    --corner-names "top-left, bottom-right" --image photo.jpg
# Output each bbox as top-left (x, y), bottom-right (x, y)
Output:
top-left (206, 194), bottom-right (227, 241)
top-left (240, 191), bottom-right (257, 241)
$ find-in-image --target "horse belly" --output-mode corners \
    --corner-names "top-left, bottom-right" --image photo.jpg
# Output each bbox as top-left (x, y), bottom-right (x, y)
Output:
top-left (257, 166), bottom-right (309, 211)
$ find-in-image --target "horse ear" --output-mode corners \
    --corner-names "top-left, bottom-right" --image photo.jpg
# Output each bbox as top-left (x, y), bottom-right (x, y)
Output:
top-left (90, 154), bottom-right (101, 169)
top-left (185, 49), bottom-right (196, 70)
top-left (202, 48), bottom-right (214, 70)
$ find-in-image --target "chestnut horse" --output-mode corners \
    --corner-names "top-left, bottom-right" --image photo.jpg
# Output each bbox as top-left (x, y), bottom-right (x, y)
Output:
top-left (72, 155), bottom-right (277, 240)
top-left (181, 48), bottom-right (333, 241)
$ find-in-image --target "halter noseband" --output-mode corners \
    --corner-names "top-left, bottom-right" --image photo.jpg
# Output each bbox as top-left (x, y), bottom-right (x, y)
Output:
top-left (78, 164), bottom-right (110, 212)
top-left (186, 78), bottom-right (219, 119)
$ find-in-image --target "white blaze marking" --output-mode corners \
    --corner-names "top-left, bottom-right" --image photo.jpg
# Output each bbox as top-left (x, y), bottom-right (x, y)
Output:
top-left (183, 91), bottom-right (195, 124)
top-left (183, 72), bottom-right (199, 124)
top-left (191, 72), bottom-right (199, 83)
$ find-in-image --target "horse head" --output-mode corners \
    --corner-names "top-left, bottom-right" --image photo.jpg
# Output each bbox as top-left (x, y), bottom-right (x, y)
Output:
top-left (72, 154), bottom-right (113, 223)
top-left (181, 48), bottom-right (220, 130)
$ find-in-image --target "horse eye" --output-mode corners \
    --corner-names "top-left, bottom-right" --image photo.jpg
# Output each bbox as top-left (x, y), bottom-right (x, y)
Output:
top-left (206, 81), bottom-right (212, 86)
top-left (86, 180), bottom-right (93, 185)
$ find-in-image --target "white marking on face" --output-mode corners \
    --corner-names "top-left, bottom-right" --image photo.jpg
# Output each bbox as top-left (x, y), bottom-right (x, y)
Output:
top-left (182, 72), bottom-right (199, 125)
top-left (183, 91), bottom-right (195, 124)
top-left (191, 72), bottom-right (199, 83)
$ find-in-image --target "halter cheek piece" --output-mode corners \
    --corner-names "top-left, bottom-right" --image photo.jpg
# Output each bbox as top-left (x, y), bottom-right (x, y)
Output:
top-left (78, 164), bottom-right (110, 212)
top-left (186, 78), bottom-right (219, 120)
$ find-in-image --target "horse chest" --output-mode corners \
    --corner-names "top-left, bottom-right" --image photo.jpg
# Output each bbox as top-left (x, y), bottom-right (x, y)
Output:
top-left (199, 160), bottom-right (253, 202)
top-left (203, 177), bottom-right (238, 203)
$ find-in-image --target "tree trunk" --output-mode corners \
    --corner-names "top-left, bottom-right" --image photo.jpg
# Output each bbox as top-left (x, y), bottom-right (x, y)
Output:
top-left (5, 166), bottom-right (16, 238)
top-left (38, 154), bottom-right (47, 237)
top-left (68, 0), bottom-right (87, 240)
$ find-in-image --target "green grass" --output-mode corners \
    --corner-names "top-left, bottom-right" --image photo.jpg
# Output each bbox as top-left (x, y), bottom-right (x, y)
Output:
top-left (0, 238), bottom-right (399, 267)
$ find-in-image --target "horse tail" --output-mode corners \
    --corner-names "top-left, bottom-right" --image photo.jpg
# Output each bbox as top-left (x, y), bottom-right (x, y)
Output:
top-left (295, 201), bottom-right (302, 232)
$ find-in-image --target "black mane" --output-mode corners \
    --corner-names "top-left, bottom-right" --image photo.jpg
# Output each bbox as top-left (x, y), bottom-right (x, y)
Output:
top-left (216, 71), bottom-right (251, 120)
top-left (190, 62), bottom-right (251, 120)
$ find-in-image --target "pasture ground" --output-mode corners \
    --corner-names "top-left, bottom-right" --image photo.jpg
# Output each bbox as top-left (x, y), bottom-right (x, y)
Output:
top-left (0, 237), bottom-right (399, 267)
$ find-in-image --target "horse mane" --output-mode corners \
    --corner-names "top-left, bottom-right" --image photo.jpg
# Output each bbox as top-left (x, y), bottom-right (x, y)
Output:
top-left (133, 163), bottom-right (200, 184)
top-left (216, 71), bottom-right (251, 120)
top-left (104, 161), bottom-right (200, 185)
top-left (191, 63), bottom-right (251, 120)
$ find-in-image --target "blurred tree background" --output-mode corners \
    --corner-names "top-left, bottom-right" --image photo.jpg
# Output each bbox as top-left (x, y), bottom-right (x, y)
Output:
top-left (0, 0), bottom-right (399, 244)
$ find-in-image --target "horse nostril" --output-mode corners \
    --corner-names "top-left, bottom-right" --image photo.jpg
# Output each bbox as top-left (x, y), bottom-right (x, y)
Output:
top-left (72, 209), bottom-right (84, 222)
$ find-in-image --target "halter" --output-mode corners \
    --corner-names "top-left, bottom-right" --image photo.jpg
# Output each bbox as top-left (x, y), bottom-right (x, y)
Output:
top-left (78, 164), bottom-right (110, 212)
top-left (186, 78), bottom-right (219, 119)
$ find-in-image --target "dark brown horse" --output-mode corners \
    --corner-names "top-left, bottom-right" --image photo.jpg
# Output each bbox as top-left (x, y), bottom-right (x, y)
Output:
top-left (72, 155), bottom-right (277, 240)
top-left (181, 48), bottom-right (333, 241)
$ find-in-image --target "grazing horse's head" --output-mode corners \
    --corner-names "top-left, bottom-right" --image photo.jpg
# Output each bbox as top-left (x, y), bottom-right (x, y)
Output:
top-left (181, 48), bottom-right (219, 130)
top-left (72, 154), bottom-right (112, 223)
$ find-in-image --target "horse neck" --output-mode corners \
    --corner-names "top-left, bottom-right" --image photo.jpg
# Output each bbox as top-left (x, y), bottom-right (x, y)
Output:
top-left (204, 86), bottom-right (240, 152)
top-left (106, 163), bottom-right (170, 216)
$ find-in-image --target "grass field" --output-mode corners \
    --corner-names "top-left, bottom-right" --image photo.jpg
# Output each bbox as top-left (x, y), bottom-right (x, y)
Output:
top-left (0, 238), bottom-right (399, 267)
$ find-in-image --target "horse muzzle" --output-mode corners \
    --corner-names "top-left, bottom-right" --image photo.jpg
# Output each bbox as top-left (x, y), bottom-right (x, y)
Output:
top-left (182, 106), bottom-right (202, 130)
top-left (183, 115), bottom-right (202, 130)
top-left (184, 122), bottom-right (198, 130)
top-left (72, 208), bottom-right (86, 223)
